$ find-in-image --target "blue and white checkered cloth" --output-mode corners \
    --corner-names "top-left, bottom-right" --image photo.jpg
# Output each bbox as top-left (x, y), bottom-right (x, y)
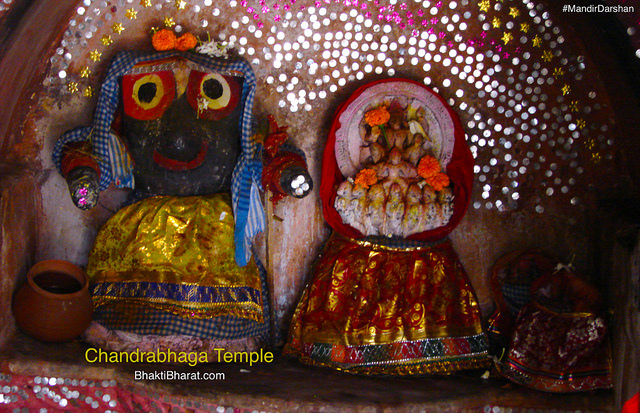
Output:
top-left (52, 50), bottom-right (265, 266)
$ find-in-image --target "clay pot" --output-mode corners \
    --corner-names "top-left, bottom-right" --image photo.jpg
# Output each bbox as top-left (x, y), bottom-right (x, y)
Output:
top-left (12, 260), bottom-right (93, 342)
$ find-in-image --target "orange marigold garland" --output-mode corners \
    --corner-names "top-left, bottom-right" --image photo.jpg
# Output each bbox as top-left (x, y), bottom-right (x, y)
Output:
top-left (354, 168), bottom-right (378, 189)
top-left (418, 155), bottom-right (450, 190)
top-left (176, 33), bottom-right (198, 51)
top-left (152, 29), bottom-right (177, 51)
top-left (364, 106), bottom-right (391, 126)
top-left (364, 106), bottom-right (391, 148)
top-left (417, 155), bottom-right (441, 179)
top-left (426, 172), bottom-right (450, 191)
top-left (152, 29), bottom-right (199, 52)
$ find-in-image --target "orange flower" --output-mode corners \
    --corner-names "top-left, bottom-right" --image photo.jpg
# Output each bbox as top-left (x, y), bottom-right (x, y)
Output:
top-left (426, 172), bottom-right (450, 191)
top-left (176, 33), bottom-right (198, 51)
top-left (354, 168), bottom-right (378, 189)
top-left (364, 106), bottom-right (391, 127)
top-left (152, 29), bottom-right (177, 51)
top-left (417, 155), bottom-right (441, 179)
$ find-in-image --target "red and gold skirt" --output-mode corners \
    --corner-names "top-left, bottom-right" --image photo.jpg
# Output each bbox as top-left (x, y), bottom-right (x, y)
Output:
top-left (285, 234), bottom-right (490, 375)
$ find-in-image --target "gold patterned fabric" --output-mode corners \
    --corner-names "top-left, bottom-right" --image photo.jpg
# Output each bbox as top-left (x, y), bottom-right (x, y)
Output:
top-left (285, 234), bottom-right (489, 375)
top-left (88, 193), bottom-right (263, 324)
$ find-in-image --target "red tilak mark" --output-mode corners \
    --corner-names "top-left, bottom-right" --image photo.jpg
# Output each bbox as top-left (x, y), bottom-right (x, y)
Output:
top-left (153, 141), bottom-right (209, 171)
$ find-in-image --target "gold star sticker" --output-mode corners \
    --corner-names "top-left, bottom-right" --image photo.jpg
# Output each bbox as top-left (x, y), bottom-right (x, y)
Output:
top-left (478, 0), bottom-right (490, 12)
top-left (175, 0), bottom-right (186, 10)
top-left (542, 50), bottom-right (553, 62)
top-left (140, 0), bottom-right (152, 6)
top-left (591, 152), bottom-right (602, 163)
top-left (164, 16), bottom-right (176, 27)
top-left (553, 67), bottom-right (565, 78)
top-left (126, 8), bottom-right (138, 19)
top-left (83, 86), bottom-right (94, 98)
top-left (492, 17), bottom-right (501, 28)
top-left (532, 35), bottom-right (542, 47)
top-left (149, 26), bottom-right (160, 35)
top-left (80, 66), bottom-right (91, 78)
top-left (112, 23), bottom-right (125, 34)
top-left (509, 7), bottom-right (519, 18)
top-left (520, 23), bottom-right (529, 33)
top-left (101, 35), bottom-right (113, 46)
top-left (89, 50), bottom-right (102, 62)
top-left (585, 137), bottom-right (596, 150)
top-left (67, 82), bottom-right (79, 93)
top-left (501, 32), bottom-right (513, 45)
top-left (562, 84), bottom-right (571, 95)
top-left (569, 100), bottom-right (579, 112)
top-left (576, 118), bottom-right (586, 129)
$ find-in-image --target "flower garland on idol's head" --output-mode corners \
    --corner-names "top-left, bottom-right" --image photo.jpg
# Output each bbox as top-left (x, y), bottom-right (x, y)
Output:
top-left (151, 28), bottom-right (197, 51)
top-left (151, 28), bottom-right (233, 58)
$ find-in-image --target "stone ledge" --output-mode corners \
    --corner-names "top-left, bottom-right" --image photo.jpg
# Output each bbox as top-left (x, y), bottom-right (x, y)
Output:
top-left (0, 332), bottom-right (614, 412)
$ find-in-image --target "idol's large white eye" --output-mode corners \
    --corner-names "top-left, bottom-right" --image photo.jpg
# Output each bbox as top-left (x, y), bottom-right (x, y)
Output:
top-left (200, 74), bottom-right (231, 109)
top-left (122, 70), bottom-right (176, 120)
top-left (187, 70), bottom-right (242, 121)
top-left (133, 74), bottom-right (164, 109)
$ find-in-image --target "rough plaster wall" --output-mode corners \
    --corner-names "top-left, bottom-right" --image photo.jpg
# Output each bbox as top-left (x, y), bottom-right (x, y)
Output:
top-left (34, 94), bottom-right (129, 267)
top-left (0, 169), bottom-right (38, 347)
top-left (608, 225), bottom-right (640, 411)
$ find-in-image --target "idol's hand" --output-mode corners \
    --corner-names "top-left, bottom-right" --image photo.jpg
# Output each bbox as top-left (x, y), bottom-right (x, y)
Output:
top-left (66, 167), bottom-right (99, 210)
top-left (280, 164), bottom-right (313, 199)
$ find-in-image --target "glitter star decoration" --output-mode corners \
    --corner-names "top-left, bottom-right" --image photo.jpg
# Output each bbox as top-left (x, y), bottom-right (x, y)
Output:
top-left (553, 67), bottom-right (565, 78)
top-left (126, 8), bottom-right (138, 19)
top-left (478, 0), bottom-right (490, 12)
top-left (101, 35), bottom-right (113, 46)
top-left (520, 23), bottom-right (529, 33)
top-left (80, 66), bottom-right (91, 78)
top-left (140, 0), bottom-right (152, 6)
top-left (591, 152), bottom-right (602, 163)
top-left (532, 35), bottom-right (542, 47)
top-left (562, 84), bottom-right (571, 95)
top-left (569, 100), bottom-right (579, 112)
top-left (89, 50), bottom-right (102, 62)
top-left (542, 50), bottom-right (553, 62)
top-left (84, 86), bottom-right (94, 98)
top-left (585, 137), bottom-right (596, 150)
top-left (576, 118), bottom-right (586, 129)
top-left (492, 17), bottom-right (501, 28)
top-left (112, 23), bottom-right (125, 34)
top-left (67, 82), bottom-right (79, 93)
top-left (164, 16), bottom-right (176, 27)
top-left (509, 7), bottom-right (519, 18)
top-left (502, 32), bottom-right (513, 45)
top-left (175, 0), bottom-right (186, 10)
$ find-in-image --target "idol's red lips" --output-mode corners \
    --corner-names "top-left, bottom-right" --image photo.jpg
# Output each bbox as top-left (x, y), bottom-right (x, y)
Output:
top-left (153, 141), bottom-right (209, 171)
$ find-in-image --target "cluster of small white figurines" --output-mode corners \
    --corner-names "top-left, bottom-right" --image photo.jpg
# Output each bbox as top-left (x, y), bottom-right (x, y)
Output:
top-left (334, 102), bottom-right (454, 238)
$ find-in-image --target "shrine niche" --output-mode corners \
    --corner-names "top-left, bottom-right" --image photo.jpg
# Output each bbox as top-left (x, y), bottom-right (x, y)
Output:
top-left (0, 0), bottom-right (639, 411)
top-left (32, 0), bottom-right (634, 326)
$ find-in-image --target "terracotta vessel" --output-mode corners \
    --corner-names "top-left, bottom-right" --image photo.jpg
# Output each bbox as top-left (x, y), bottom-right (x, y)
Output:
top-left (12, 260), bottom-right (93, 342)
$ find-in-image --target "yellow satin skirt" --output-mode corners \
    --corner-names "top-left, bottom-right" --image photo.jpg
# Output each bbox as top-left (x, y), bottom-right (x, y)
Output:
top-left (285, 234), bottom-right (489, 375)
top-left (87, 194), bottom-right (264, 331)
